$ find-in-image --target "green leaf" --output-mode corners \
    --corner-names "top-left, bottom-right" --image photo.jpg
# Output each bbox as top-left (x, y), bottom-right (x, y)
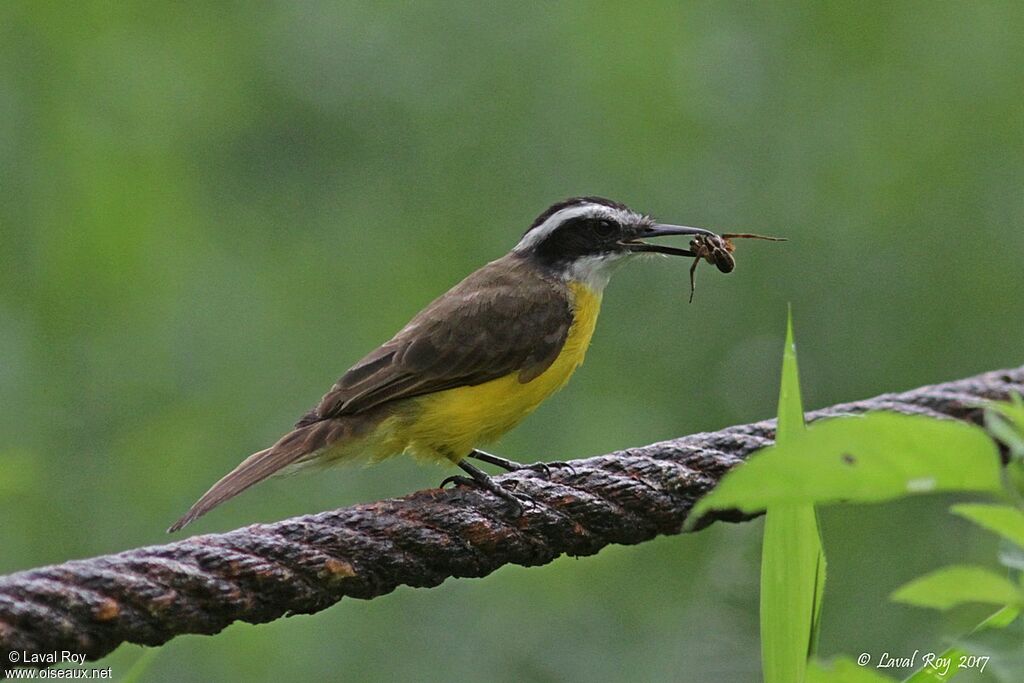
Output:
top-left (760, 309), bottom-right (827, 683)
top-left (891, 566), bottom-right (1023, 610)
top-left (762, 508), bottom-right (827, 683)
top-left (810, 522), bottom-right (827, 655)
top-left (1007, 462), bottom-right (1024, 500)
top-left (777, 305), bottom-right (806, 441)
top-left (807, 658), bottom-right (896, 682)
top-left (951, 504), bottom-right (1024, 548)
top-left (903, 606), bottom-right (1019, 682)
top-left (692, 413), bottom-right (1002, 516)
top-left (986, 395), bottom-right (1024, 461)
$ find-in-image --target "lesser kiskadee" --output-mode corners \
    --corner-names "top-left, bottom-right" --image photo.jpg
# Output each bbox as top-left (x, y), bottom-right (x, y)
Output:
top-left (168, 197), bottom-right (717, 532)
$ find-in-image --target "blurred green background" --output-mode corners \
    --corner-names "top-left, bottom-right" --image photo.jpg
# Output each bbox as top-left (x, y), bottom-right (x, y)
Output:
top-left (2, 2), bottom-right (1022, 681)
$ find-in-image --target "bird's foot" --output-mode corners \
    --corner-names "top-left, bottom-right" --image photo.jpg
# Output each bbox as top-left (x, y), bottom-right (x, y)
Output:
top-left (468, 449), bottom-right (577, 477)
top-left (440, 461), bottom-right (534, 516)
top-left (466, 449), bottom-right (526, 471)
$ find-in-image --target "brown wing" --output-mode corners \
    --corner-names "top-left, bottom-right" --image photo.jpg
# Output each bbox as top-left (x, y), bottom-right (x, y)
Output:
top-left (298, 254), bottom-right (572, 425)
top-left (167, 255), bottom-right (571, 532)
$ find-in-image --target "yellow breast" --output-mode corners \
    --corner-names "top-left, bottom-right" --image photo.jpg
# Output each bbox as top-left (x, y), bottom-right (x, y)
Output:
top-left (402, 282), bottom-right (602, 462)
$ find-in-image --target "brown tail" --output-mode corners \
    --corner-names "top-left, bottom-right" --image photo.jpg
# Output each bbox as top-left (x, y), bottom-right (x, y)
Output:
top-left (167, 426), bottom-right (324, 533)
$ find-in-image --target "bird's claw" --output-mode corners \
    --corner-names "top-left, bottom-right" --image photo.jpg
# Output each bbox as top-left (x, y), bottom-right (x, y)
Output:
top-left (527, 462), bottom-right (551, 477)
top-left (528, 460), bottom-right (577, 477)
top-left (439, 475), bottom-right (473, 489)
top-left (439, 474), bottom-right (532, 517)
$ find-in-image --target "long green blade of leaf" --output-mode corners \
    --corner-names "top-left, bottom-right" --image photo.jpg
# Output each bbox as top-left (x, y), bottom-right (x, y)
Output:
top-left (761, 310), bottom-right (827, 683)
top-left (776, 307), bottom-right (806, 442)
top-left (762, 508), bottom-right (826, 682)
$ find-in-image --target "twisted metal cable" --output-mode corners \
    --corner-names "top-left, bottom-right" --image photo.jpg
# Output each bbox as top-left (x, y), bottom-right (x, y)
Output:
top-left (1, 366), bottom-right (1021, 671)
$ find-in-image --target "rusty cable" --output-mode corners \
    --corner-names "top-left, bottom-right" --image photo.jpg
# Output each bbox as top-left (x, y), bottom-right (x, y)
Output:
top-left (1, 366), bottom-right (1021, 672)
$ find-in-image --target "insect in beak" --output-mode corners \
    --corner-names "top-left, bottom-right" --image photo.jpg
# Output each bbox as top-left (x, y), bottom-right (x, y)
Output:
top-left (620, 223), bottom-right (785, 302)
top-left (686, 233), bottom-right (786, 303)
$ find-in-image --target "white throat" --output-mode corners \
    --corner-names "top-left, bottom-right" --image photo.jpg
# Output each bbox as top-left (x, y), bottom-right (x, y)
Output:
top-left (563, 252), bottom-right (632, 291)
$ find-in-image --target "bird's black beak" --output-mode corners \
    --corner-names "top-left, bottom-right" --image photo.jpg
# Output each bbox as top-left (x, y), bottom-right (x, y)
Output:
top-left (622, 223), bottom-right (716, 257)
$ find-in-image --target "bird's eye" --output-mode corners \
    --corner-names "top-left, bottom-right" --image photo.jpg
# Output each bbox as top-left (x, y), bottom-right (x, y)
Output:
top-left (592, 219), bottom-right (617, 238)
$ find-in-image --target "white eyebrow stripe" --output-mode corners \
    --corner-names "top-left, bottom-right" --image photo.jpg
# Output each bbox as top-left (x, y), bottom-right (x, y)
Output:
top-left (514, 204), bottom-right (620, 252)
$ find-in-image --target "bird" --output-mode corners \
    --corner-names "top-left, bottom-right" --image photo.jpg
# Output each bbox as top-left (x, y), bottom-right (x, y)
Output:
top-left (168, 197), bottom-right (715, 532)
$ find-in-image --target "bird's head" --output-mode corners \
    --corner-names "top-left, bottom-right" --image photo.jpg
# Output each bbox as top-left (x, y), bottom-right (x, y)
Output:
top-left (513, 196), bottom-right (714, 289)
